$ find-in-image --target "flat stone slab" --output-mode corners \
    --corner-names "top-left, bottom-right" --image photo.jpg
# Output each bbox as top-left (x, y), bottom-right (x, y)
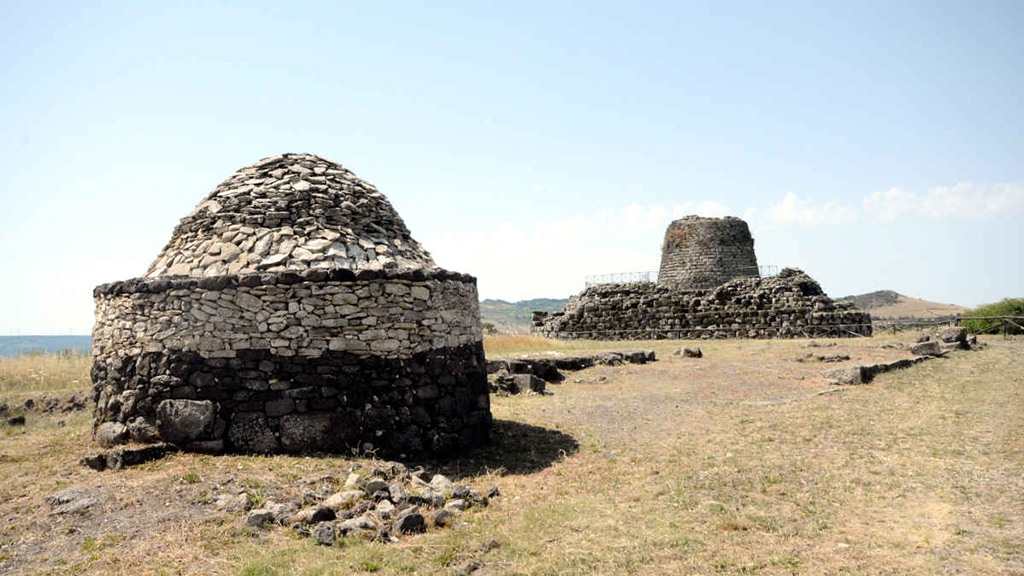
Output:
top-left (824, 356), bottom-right (929, 385)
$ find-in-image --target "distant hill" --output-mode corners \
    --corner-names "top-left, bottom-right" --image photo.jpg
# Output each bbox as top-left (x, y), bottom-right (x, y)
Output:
top-left (836, 290), bottom-right (968, 320)
top-left (480, 298), bottom-right (569, 333)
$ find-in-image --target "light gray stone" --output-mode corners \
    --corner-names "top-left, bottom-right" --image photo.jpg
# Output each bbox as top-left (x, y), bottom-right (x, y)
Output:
top-left (96, 421), bottom-right (129, 447)
top-left (910, 340), bottom-right (944, 357)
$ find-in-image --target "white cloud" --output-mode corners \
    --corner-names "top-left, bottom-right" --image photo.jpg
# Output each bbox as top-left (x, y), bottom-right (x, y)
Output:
top-left (864, 183), bottom-right (1024, 221)
top-left (769, 192), bottom-right (857, 226)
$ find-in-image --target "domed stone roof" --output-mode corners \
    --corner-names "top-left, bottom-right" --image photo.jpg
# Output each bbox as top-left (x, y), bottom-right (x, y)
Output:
top-left (146, 153), bottom-right (436, 278)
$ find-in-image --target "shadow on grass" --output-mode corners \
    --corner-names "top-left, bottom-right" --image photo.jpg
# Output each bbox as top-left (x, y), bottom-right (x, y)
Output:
top-left (424, 419), bottom-right (579, 481)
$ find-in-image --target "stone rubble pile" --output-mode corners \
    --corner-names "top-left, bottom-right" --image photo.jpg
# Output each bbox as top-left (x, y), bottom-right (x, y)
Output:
top-left (229, 461), bottom-right (499, 545)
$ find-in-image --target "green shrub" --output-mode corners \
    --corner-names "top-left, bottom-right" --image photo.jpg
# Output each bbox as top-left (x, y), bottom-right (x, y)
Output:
top-left (962, 298), bottom-right (1024, 335)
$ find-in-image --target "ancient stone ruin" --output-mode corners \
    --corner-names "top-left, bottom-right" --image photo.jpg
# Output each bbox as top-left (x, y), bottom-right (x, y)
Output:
top-left (658, 215), bottom-right (759, 290)
top-left (91, 153), bottom-right (491, 457)
top-left (535, 216), bottom-right (871, 339)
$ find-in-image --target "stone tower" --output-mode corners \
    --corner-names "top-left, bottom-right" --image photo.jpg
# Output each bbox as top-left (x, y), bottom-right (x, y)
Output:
top-left (657, 215), bottom-right (759, 290)
top-left (91, 153), bottom-right (491, 457)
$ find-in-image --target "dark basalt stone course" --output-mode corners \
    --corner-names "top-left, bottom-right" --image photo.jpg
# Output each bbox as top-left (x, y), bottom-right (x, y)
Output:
top-left (93, 267), bottom-right (475, 298)
top-left (91, 342), bottom-right (490, 458)
top-left (536, 268), bottom-right (872, 340)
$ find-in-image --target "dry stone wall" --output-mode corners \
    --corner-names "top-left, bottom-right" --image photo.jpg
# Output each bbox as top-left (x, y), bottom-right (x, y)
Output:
top-left (92, 153), bottom-right (490, 457)
top-left (535, 268), bottom-right (872, 339)
top-left (658, 216), bottom-right (759, 290)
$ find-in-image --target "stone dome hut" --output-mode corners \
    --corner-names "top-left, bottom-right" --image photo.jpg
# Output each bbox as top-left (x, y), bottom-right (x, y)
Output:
top-left (91, 153), bottom-right (491, 457)
top-left (657, 216), bottom-right (759, 290)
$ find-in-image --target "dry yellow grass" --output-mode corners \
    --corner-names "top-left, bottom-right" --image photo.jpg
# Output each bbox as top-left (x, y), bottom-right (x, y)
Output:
top-left (0, 353), bottom-right (90, 404)
top-left (1, 336), bottom-right (1021, 575)
top-left (483, 334), bottom-right (631, 357)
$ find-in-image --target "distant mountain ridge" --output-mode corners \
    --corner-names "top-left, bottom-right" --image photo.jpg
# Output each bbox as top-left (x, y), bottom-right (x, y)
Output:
top-left (480, 298), bottom-right (569, 332)
top-left (836, 290), bottom-right (967, 320)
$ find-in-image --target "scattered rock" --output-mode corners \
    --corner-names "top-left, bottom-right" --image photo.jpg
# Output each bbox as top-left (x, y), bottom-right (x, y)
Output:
top-left (433, 508), bottom-right (455, 527)
top-left (446, 499), bottom-right (470, 511)
top-left (823, 366), bottom-right (864, 386)
top-left (393, 509), bottom-right (426, 535)
top-left (308, 506), bottom-right (334, 523)
top-left (796, 353), bottom-right (850, 363)
top-left (45, 487), bottom-right (104, 515)
top-left (80, 452), bottom-right (107, 471)
top-left (246, 509), bottom-right (275, 528)
top-left (938, 326), bottom-right (968, 345)
top-left (323, 489), bottom-right (365, 510)
top-left (343, 472), bottom-right (365, 490)
top-left (216, 492), bottom-right (253, 513)
top-left (824, 357), bottom-right (929, 385)
top-left (126, 417), bottom-right (160, 443)
top-left (909, 340), bottom-right (944, 357)
top-left (95, 422), bottom-right (129, 447)
top-left (373, 499), bottom-right (394, 518)
top-left (103, 444), bottom-right (175, 470)
top-left (313, 522), bottom-right (336, 546)
top-left (806, 341), bottom-right (837, 348)
top-left (339, 514), bottom-right (376, 536)
top-left (681, 347), bottom-right (703, 358)
top-left (364, 477), bottom-right (389, 495)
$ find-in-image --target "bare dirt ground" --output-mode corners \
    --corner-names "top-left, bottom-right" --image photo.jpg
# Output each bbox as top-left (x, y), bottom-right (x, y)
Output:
top-left (1, 335), bottom-right (1021, 575)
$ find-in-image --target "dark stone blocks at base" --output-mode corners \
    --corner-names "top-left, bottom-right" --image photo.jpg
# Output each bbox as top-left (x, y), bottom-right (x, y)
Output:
top-left (91, 342), bottom-right (491, 458)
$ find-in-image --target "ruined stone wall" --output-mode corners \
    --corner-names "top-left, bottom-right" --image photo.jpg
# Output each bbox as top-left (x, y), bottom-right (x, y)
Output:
top-left (657, 216), bottom-right (759, 290)
top-left (535, 269), bottom-right (872, 340)
top-left (91, 268), bottom-right (490, 457)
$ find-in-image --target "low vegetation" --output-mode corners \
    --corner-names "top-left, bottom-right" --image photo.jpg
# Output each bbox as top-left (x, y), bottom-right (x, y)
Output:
top-left (963, 298), bottom-right (1024, 335)
top-left (1, 335), bottom-right (1021, 575)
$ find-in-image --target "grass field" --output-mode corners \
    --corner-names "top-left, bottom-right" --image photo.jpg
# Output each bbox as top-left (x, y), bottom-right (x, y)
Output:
top-left (1, 335), bottom-right (1021, 575)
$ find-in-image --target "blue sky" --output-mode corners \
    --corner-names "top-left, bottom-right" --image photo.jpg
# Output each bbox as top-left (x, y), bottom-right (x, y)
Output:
top-left (1, 0), bottom-right (1022, 334)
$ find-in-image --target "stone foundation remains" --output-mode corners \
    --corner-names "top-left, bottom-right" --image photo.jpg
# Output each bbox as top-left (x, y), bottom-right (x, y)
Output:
top-left (91, 153), bottom-right (491, 457)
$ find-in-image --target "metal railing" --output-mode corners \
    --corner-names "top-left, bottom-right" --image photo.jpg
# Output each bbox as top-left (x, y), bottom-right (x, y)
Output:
top-left (584, 265), bottom-right (779, 288)
top-left (585, 271), bottom-right (658, 287)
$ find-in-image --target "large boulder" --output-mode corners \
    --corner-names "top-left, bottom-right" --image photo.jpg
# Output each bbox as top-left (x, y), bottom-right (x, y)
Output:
top-left (156, 399), bottom-right (216, 445)
top-left (937, 326), bottom-right (968, 345)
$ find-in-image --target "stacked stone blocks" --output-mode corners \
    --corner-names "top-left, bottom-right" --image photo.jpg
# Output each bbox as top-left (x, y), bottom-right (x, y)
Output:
top-left (657, 216), bottom-right (760, 290)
